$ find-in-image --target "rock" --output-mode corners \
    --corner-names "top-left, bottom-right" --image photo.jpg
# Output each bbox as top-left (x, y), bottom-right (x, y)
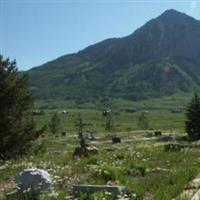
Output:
top-left (86, 146), bottom-right (99, 155)
top-left (16, 169), bottom-right (51, 193)
top-left (73, 184), bottom-right (128, 198)
top-left (191, 187), bottom-right (200, 200)
top-left (73, 146), bottom-right (99, 157)
top-left (112, 137), bottom-right (121, 144)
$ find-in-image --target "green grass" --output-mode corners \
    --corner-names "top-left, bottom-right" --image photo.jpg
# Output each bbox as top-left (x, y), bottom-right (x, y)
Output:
top-left (1, 94), bottom-right (199, 200)
top-left (1, 134), bottom-right (200, 200)
top-left (33, 108), bottom-right (186, 134)
top-left (33, 93), bottom-right (191, 133)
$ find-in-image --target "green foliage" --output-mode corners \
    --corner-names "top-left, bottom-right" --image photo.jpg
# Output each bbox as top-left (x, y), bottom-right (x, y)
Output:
top-left (49, 113), bottom-right (60, 134)
top-left (75, 113), bottom-right (86, 148)
top-left (26, 57), bottom-right (199, 102)
top-left (91, 164), bottom-right (123, 183)
top-left (138, 112), bottom-right (150, 130)
top-left (105, 111), bottom-right (114, 134)
top-left (0, 55), bottom-right (43, 160)
top-left (185, 93), bottom-right (200, 141)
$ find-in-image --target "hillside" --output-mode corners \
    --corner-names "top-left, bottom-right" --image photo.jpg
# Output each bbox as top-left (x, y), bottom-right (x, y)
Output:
top-left (27, 9), bottom-right (200, 101)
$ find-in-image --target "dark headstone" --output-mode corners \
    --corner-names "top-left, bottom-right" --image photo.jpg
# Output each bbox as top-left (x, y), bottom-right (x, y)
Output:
top-left (61, 131), bottom-right (67, 136)
top-left (112, 137), bottom-right (121, 144)
top-left (154, 131), bottom-right (162, 136)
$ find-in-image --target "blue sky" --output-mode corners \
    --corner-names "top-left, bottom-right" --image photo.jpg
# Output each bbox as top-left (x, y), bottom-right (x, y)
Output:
top-left (1, 0), bottom-right (200, 70)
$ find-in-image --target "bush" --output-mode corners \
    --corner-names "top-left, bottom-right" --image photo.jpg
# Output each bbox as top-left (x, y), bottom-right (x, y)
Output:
top-left (185, 93), bottom-right (200, 141)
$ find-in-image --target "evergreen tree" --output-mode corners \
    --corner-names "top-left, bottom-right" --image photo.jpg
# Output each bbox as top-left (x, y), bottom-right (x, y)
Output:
top-left (185, 93), bottom-right (200, 141)
top-left (75, 113), bottom-right (86, 148)
top-left (49, 113), bottom-right (60, 134)
top-left (138, 112), bottom-right (149, 130)
top-left (0, 55), bottom-right (43, 159)
top-left (104, 110), bottom-right (114, 134)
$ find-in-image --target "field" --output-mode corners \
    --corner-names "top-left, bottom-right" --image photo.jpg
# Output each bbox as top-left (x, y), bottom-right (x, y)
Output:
top-left (34, 94), bottom-right (190, 132)
top-left (1, 94), bottom-right (200, 200)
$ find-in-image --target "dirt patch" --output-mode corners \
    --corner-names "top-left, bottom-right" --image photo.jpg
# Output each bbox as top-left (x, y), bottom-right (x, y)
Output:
top-left (0, 178), bottom-right (15, 199)
top-left (178, 175), bottom-right (200, 199)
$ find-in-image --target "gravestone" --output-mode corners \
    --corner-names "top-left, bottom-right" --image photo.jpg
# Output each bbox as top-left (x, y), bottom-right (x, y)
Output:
top-left (154, 131), bottom-right (162, 136)
top-left (16, 169), bottom-right (52, 193)
top-left (112, 137), bottom-right (121, 144)
top-left (61, 131), bottom-right (67, 136)
top-left (73, 184), bottom-right (127, 198)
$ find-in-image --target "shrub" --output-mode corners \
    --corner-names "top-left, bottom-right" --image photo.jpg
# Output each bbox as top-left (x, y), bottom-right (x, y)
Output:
top-left (185, 93), bottom-right (200, 141)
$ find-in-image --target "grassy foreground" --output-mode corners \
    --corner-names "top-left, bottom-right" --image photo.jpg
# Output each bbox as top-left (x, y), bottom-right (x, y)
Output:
top-left (1, 132), bottom-right (200, 200)
top-left (1, 94), bottom-right (200, 200)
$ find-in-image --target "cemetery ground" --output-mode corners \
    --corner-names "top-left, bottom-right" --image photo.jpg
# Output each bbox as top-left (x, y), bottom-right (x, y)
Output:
top-left (1, 95), bottom-right (200, 200)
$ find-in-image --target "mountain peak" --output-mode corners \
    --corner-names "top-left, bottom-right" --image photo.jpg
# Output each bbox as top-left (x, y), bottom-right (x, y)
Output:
top-left (158, 9), bottom-right (195, 22)
top-left (161, 9), bottom-right (183, 15)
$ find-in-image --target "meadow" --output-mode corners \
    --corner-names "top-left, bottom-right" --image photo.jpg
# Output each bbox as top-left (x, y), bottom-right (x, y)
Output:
top-left (34, 94), bottom-right (190, 133)
top-left (1, 94), bottom-right (200, 200)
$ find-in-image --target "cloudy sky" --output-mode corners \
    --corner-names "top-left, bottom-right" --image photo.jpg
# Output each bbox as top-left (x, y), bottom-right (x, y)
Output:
top-left (1, 0), bottom-right (200, 70)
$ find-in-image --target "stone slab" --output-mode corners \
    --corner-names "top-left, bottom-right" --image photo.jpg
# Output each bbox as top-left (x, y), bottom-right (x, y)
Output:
top-left (73, 184), bottom-right (127, 197)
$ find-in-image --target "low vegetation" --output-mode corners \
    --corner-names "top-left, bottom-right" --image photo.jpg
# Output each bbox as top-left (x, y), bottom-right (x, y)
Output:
top-left (1, 133), bottom-right (200, 200)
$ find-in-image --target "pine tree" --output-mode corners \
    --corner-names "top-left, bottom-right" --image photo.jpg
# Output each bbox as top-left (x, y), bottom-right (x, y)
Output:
top-left (75, 113), bottom-right (86, 148)
top-left (138, 112), bottom-right (149, 130)
top-left (0, 55), bottom-right (43, 159)
top-left (185, 93), bottom-right (200, 141)
top-left (49, 113), bottom-right (60, 134)
top-left (104, 110), bottom-right (114, 134)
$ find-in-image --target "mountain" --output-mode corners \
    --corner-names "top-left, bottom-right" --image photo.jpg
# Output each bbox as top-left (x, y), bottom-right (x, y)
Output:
top-left (26, 9), bottom-right (200, 102)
